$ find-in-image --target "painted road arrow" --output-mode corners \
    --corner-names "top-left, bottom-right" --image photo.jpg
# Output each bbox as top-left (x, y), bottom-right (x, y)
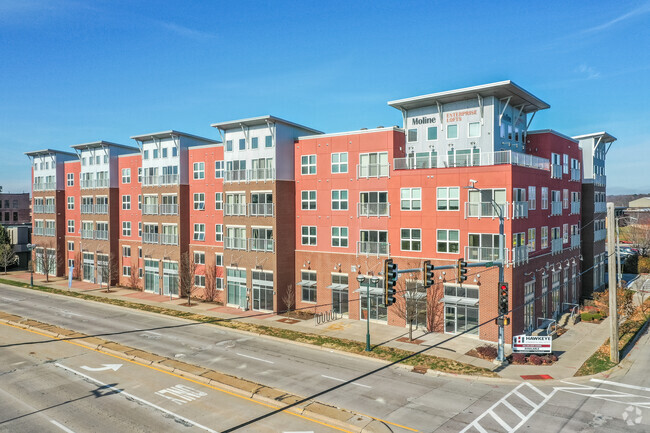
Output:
top-left (81, 364), bottom-right (122, 372)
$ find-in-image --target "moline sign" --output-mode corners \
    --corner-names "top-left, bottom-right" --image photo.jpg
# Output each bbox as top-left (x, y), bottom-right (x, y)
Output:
top-left (410, 108), bottom-right (479, 126)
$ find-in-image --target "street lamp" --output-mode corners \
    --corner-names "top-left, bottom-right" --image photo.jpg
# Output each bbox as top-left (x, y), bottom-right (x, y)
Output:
top-left (358, 273), bottom-right (379, 352)
top-left (27, 243), bottom-right (36, 287)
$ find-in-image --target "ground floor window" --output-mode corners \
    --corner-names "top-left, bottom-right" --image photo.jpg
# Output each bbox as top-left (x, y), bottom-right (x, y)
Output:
top-left (252, 270), bottom-right (273, 312)
top-left (360, 292), bottom-right (387, 322)
top-left (83, 252), bottom-right (94, 283)
top-left (541, 291), bottom-right (548, 319)
top-left (330, 273), bottom-right (349, 316)
top-left (163, 261), bottom-right (178, 296)
top-left (227, 268), bottom-right (247, 308)
top-left (444, 304), bottom-right (479, 335)
top-left (144, 259), bottom-right (159, 293)
top-left (300, 270), bottom-right (317, 303)
top-left (552, 286), bottom-right (560, 318)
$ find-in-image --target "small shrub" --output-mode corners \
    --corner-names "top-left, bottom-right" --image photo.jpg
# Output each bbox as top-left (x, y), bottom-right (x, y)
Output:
top-left (512, 353), bottom-right (526, 364)
top-left (541, 355), bottom-right (552, 364)
top-left (476, 344), bottom-right (498, 360)
top-left (581, 312), bottom-right (594, 321)
top-left (550, 354), bottom-right (558, 362)
top-left (623, 254), bottom-right (638, 274)
top-left (528, 354), bottom-right (543, 365)
top-left (638, 256), bottom-right (650, 273)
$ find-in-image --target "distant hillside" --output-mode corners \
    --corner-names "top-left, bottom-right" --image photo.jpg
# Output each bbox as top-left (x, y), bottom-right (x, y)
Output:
top-left (607, 194), bottom-right (650, 207)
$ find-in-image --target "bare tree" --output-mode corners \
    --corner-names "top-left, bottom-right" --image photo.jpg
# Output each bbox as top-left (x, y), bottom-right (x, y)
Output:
top-left (38, 241), bottom-right (56, 282)
top-left (0, 243), bottom-right (17, 274)
top-left (621, 217), bottom-right (650, 257)
top-left (73, 250), bottom-right (81, 280)
top-left (282, 283), bottom-right (295, 316)
top-left (204, 265), bottom-right (221, 302)
top-left (99, 253), bottom-right (119, 292)
top-left (127, 266), bottom-right (140, 291)
top-left (393, 269), bottom-right (426, 341)
top-left (180, 251), bottom-right (198, 306)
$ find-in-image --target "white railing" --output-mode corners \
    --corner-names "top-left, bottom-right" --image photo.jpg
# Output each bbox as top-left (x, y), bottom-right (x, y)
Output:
top-left (571, 168), bottom-right (580, 181)
top-left (465, 246), bottom-right (501, 262)
top-left (95, 204), bottom-right (108, 214)
top-left (357, 163), bottom-right (390, 179)
top-left (465, 202), bottom-right (509, 219)
top-left (595, 202), bottom-right (607, 213)
top-left (357, 202), bottom-right (390, 217)
top-left (249, 238), bottom-right (275, 252)
top-left (142, 176), bottom-right (156, 186)
top-left (34, 227), bottom-right (44, 236)
top-left (160, 204), bottom-right (178, 215)
top-left (33, 182), bottom-right (56, 191)
top-left (571, 201), bottom-right (581, 215)
top-left (551, 164), bottom-right (562, 179)
top-left (33, 205), bottom-right (44, 213)
top-left (551, 202), bottom-right (562, 216)
top-left (81, 229), bottom-right (93, 239)
top-left (94, 230), bottom-right (108, 240)
top-left (225, 203), bottom-right (246, 216)
top-left (161, 233), bottom-right (178, 245)
top-left (551, 238), bottom-right (563, 255)
top-left (512, 246), bottom-right (529, 266)
top-left (595, 174), bottom-right (606, 186)
top-left (44, 228), bottom-right (56, 237)
top-left (393, 150), bottom-right (550, 171)
top-left (248, 168), bottom-right (275, 182)
top-left (594, 229), bottom-right (607, 242)
top-left (96, 178), bottom-right (109, 188)
top-left (225, 237), bottom-right (247, 250)
top-left (161, 174), bottom-right (179, 185)
top-left (512, 201), bottom-right (528, 219)
top-left (357, 241), bottom-right (389, 256)
top-left (224, 170), bottom-right (247, 183)
top-left (142, 204), bottom-right (159, 215)
top-left (80, 179), bottom-right (94, 189)
top-left (249, 203), bottom-right (274, 217)
top-left (143, 233), bottom-right (159, 244)
top-left (571, 234), bottom-right (580, 249)
top-left (81, 204), bottom-right (94, 214)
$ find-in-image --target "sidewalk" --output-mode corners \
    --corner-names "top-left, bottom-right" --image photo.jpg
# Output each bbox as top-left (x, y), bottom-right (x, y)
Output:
top-left (0, 271), bottom-right (613, 379)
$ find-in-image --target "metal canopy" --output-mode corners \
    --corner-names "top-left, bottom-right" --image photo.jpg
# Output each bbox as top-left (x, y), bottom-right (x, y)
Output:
top-left (325, 284), bottom-right (349, 290)
top-left (71, 141), bottom-right (138, 152)
top-left (130, 130), bottom-right (220, 144)
top-left (210, 115), bottom-right (323, 135)
top-left (297, 280), bottom-right (317, 288)
top-left (353, 287), bottom-right (384, 296)
top-left (439, 295), bottom-right (479, 307)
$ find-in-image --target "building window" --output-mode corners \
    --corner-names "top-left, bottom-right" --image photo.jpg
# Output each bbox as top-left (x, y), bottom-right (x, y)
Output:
top-left (239, 138), bottom-right (246, 150)
top-left (301, 226), bottom-right (317, 245)
top-left (122, 246), bottom-right (131, 257)
top-left (194, 251), bottom-right (205, 265)
top-left (524, 280), bottom-right (535, 331)
top-left (215, 192), bottom-right (223, 210)
top-left (215, 224), bottom-right (223, 242)
top-left (194, 224), bottom-right (205, 241)
top-left (528, 186), bottom-right (536, 210)
top-left (301, 190), bottom-right (316, 210)
top-left (195, 275), bottom-right (206, 287)
top-left (265, 135), bottom-right (272, 148)
top-left (332, 227), bottom-right (348, 247)
top-left (152, 149), bottom-right (159, 159)
top-left (122, 195), bottom-right (131, 210)
top-left (251, 137), bottom-right (258, 149)
top-left (401, 229), bottom-right (422, 252)
top-left (226, 140), bottom-right (232, 152)
top-left (541, 226), bottom-right (548, 249)
top-left (528, 228), bottom-right (536, 251)
top-left (563, 154), bottom-right (569, 174)
top-left (122, 168), bottom-right (131, 184)
top-left (407, 129), bottom-right (417, 142)
top-left (123, 266), bottom-right (131, 277)
top-left (331, 152), bottom-right (348, 174)
top-left (437, 187), bottom-right (460, 211)
top-left (331, 190), bottom-right (348, 211)
top-left (162, 147), bottom-right (168, 158)
top-left (193, 162), bottom-right (205, 180)
top-left (68, 241), bottom-right (74, 251)
top-left (301, 155), bottom-right (316, 175)
top-left (541, 187), bottom-right (548, 209)
top-left (468, 122), bottom-right (480, 138)
top-left (193, 193), bottom-right (205, 210)
top-left (215, 253), bottom-right (223, 267)
top-left (301, 271), bottom-right (317, 303)
top-left (138, 168), bottom-right (142, 183)
top-left (215, 161), bottom-right (224, 178)
top-left (563, 189), bottom-right (569, 209)
top-left (67, 173), bottom-right (74, 186)
top-left (359, 152), bottom-right (388, 178)
top-left (143, 150), bottom-right (149, 160)
top-left (138, 268), bottom-right (143, 278)
top-left (400, 188), bottom-right (421, 211)
top-left (427, 126), bottom-right (438, 140)
top-left (67, 220), bottom-right (75, 233)
top-left (446, 124), bottom-right (458, 139)
top-left (138, 222), bottom-right (142, 238)
top-left (437, 229), bottom-right (459, 253)
top-left (67, 197), bottom-right (74, 210)
top-left (122, 221), bottom-right (131, 237)
top-left (563, 224), bottom-right (569, 243)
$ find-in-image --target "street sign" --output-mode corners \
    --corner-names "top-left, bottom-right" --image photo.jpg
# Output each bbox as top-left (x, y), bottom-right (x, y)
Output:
top-left (512, 335), bottom-right (552, 353)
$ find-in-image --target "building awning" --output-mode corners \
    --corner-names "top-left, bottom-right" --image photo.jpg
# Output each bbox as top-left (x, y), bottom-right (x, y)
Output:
top-left (353, 287), bottom-right (384, 296)
top-left (440, 295), bottom-right (479, 307)
top-left (297, 280), bottom-right (317, 288)
top-left (325, 284), bottom-right (349, 290)
top-left (405, 291), bottom-right (427, 301)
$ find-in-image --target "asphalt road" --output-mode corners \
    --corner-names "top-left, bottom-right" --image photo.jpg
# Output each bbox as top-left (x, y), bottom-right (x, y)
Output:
top-left (1, 283), bottom-right (649, 432)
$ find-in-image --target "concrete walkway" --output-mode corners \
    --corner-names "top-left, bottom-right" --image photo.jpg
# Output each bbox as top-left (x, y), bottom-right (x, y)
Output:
top-left (0, 271), bottom-right (616, 380)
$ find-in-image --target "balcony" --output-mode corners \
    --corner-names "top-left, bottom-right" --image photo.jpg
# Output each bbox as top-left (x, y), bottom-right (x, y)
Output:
top-left (465, 246), bottom-right (501, 262)
top-left (81, 229), bottom-right (94, 239)
top-left (551, 164), bottom-right (562, 179)
top-left (249, 238), bottom-right (274, 252)
top-left (551, 238), bottom-right (563, 255)
top-left (595, 202), bottom-right (607, 213)
top-left (248, 168), bottom-right (275, 182)
top-left (512, 201), bottom-right (528, 219)
top-left (551, 202), bottom-right (562, 216)
top-left (356, 241), bottom-right (389, 256)
top-left (143, 233), bottom-right (159, 244)
top-left (33, 182), bottom-right (56, 191)
top-left (249, 203), bottom-right (274, 217)
top-left (595, 174), bottom-right (606, 187)
top-left (225, 203), bottom-right (247, 216)
top-left (465, 202), bottom-right (509, 219)
top-left (43, 228), bottom-right (55, 237)
top-left (94, 230), bottom-right (108, 240)
top-left (594, 229), bottom-right (607, 242)
top-left (224, 170), bottom-right (247, 183)
top-left (512, 246), bottom-right (529, 266)
top-left (357, 202), bottom-right (390, 217)
top-left (225, 237), bottom-right (247, 250)
top-left (142, 175), bottom-right (179, 187)
top-left (33, 205), bottom-right (44, 213)
top-left (34, 227), bottom-right (44, 236)
top-left (357, 163), bottom-right (390, 179)
top-left (95, 204), bottom-right (108, 214)
top-left (571, 168), bottom-right (581, 181)
top-left (80, 179), bottom-right (109, 189)
top-left (143, 204), bottom-right (159, 215)
top-left (393, 150), bottom-right (550, 171)
top-left (571, 234), bottom-right (580, 249)
top-left (571, 201), bottom-right (581, 215)
top-left (161, 233), bottom-right (178, 245)
top-left (160, 204), bottom-right (178, 215)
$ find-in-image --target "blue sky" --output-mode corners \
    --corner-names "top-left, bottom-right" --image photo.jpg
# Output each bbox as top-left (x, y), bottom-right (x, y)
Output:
top-left (1, 0), bottom-right (649, 194)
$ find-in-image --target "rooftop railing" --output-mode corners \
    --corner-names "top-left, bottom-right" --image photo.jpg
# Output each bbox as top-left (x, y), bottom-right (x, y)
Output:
top-left (393, 150), bottom-right (550, 171)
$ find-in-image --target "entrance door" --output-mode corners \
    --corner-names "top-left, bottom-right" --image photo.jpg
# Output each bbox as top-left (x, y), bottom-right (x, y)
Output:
top-left (144, 260), bottom-right (159, 294)
top-left (332, 289), bottom-right (349, 316)
top-left (445, 305), bottom-right (456, 334)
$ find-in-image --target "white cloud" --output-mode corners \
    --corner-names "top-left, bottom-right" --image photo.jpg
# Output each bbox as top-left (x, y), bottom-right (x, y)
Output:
top-left (579, 2), bottom-right (650, 35)
top-left (575, 64), bottom-right (601, 79)
top-left (155, 20), bottom-right (218, 41)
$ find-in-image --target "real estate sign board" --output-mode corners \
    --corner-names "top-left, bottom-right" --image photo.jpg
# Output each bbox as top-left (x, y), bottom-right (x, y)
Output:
top-left (512, 335), bottom-right (552, 353)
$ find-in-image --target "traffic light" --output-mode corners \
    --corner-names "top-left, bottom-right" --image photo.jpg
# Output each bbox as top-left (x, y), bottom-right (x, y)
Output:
top-left (423, 260), bottom-right (434, 288)
top-left (384, 258), bottom-right (398, 306)
top-left (456, 258), bottom-right (467, 284)
top-left (498, 282), bottom-right (509, 315)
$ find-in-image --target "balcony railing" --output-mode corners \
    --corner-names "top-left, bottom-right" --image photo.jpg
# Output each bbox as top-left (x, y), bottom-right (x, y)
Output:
top-left (225, 203), bottom-right (247, 216)
top-left (465, 246), bottom-right (501, 262)
top-left (356, 241), bottom-right (389, 256)
top-left (224, 237), bottom-right (247, 250)
top-left (33, 205), bottom-right (44, 213)
top-left (357, 163), bottom-right (390, 179)
top-left (249, 203), bottom-right (274, 217)
top-left (44, 228), bottom-right (55, 237)
top-left (512, 201), bottom-right (528, 219)
top-left (571, 234), bottom-right (580, 249)
top-left (357, 202), bottom-right (390, 217)
top-left (161, 233), bottom-right (178, 245)
top-left (224, 170), bottom-right (247, 183)
top-left (143, 233), bottom-right (159, 244)
top-left (571, 168), bottom-right (581, 181)
top-left (249, 238), bottom-right (274, 252)
top-left (465, 202), bottom-right (509, 219)
top-left (551, 164), bottom-right (562, 179)
top-left (95, 204), bottom-right (108, 214)
top-left (595, 174), bottom-right (606, 187)
top-left (142, 174), bottom-right (179, 186)
top-left (80, 179), bottom-right (109, 189)
top-left (595, 202), bottom-right (607, 213)
top-left (142, 204), bottom-right (159, 215)
top-left (571, 201), bottom-right (581, 215)
top-left (594, 229), bottom-right (607, 242)
top-left (248, 168), bottom-right (275, 182)
top-left (94, 230), bottom-right (108, 240)
top-left (33, 182), bottom-right (56, 191)
top-left (160, 204), bottom-right (178, 215)
top-left (551, 238), bottom-right (563, 255)
top-left (512, 246), bottom-right (529, 266)
top-left (551, 202), bottom-right (562, 216)
top-left (33, 227), bottom-right (44, 236)
top-left (81, 229), bottom-right (94, 239)
top-left (81, 204), bottom-right (94, 214)
top-left (393, 150), bottom-right (550, 171)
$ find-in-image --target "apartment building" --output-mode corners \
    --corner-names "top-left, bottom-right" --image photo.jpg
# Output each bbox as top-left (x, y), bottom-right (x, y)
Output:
top-left (573, 132), bottom-right (616, 299)
top-left (0, 192), bottom-right (31, 226)
top-left (26, 80), bottom-right (608, 343)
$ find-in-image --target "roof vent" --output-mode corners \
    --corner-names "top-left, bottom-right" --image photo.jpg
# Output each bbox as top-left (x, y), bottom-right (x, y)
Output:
top-left (360, 128), bottom-right (368, 130)
top-left (377, 126), bottom-right (384, 128)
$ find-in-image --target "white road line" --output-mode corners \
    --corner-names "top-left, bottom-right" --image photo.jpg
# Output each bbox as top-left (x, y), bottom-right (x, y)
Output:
top-left (50, 420), bottom-right (76, 433)
top-left (54, 363), bottom-right (218, 433)
top-left (321, 375), bottom-right (372, 389)
top-left (501, 399), bottom-right (526, 420)
top-left (236, 353), bottom-right (274, 364)
top-left (591, 378), bottom-right (650, 392)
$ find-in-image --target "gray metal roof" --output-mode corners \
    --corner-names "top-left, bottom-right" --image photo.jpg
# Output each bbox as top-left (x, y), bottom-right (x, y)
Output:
top-left (528, 129), bottom-right (579, 144)
top-left (572, 131), bottom-right (617, 143)
top-left (71, 140), bottom-right (139, 152)
top-left (24, 149), bottom-right (76, 157)
top-left (130, 130), bottom-right (220, 144)
top-left (387, 80), bottom-right (550, 113)
top-left (210, 115), bottom-right (323, 135)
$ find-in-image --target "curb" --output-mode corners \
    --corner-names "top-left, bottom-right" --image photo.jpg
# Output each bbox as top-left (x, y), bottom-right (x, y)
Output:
top-left (0, 312), bottom-right (385, 433)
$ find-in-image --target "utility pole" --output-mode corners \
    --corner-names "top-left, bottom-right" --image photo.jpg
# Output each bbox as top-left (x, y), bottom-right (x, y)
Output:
top-left (607, 202), bottom-right (619, 363)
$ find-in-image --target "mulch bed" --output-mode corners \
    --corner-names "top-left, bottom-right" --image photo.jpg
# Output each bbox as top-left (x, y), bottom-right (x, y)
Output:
top-left (397, 337), bottom-right (424, 345)
top-left (277, 318), bottom-right (300, 324)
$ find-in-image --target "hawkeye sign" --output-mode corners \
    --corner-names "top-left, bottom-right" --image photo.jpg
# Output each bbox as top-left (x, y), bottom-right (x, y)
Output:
top-left (512, 335), bottom-right (552, 353)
